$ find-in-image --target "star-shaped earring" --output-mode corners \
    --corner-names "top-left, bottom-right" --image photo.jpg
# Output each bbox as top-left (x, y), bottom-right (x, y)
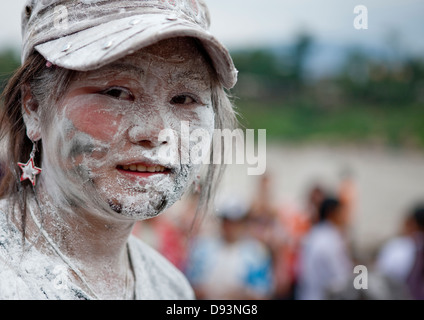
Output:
top-left (18, 157), bottom-right (42, 186)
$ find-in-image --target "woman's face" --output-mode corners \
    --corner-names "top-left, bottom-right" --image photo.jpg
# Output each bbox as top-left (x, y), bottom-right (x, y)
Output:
top-left (39, 38), bottom-right (215, 221)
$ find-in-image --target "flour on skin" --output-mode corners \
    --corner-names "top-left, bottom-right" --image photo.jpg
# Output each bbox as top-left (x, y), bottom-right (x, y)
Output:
top-left (37, 37), bottom-right (215, 221)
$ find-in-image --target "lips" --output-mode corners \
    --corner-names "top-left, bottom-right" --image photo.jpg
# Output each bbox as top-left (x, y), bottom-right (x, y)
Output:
top-left (116, 163), bottom-right (171, 178)
top-left (119, 164), bottom-right (167, 173)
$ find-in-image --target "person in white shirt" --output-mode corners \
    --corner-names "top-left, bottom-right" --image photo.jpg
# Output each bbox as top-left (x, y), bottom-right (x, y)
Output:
top-left (296, 197), bottom-right (353, 300)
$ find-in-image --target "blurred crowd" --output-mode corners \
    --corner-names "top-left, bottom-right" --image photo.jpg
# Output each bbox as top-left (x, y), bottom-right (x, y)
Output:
top-left (131, 169), bottom-right (424, 300)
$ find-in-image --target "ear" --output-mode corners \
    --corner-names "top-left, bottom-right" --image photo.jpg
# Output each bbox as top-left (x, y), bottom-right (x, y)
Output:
top-left (21, 83), bottom-right (42, 141)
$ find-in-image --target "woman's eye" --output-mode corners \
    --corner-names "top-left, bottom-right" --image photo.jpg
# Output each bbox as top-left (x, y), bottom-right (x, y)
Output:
top-left (170, 95), bottom-right (196, 105)
top-left (101, 87), bottom-right (134, 101)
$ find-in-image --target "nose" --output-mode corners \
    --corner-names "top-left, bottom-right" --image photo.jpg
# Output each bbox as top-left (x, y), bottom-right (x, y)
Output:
top-left (127, 120), bottom-right (168, 148)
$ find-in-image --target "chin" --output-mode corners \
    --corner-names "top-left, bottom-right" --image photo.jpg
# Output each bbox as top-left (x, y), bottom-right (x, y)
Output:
top-left (104, 186), bottom-right (185, 221)
top-left (97, 164), bottom-right (196, 221)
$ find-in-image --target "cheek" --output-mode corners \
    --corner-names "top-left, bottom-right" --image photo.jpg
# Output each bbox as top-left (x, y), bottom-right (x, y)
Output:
top-left (182, 106), bottom-right (215, 132)
top-left (67, 101), bottom-right (123, 142)
top-left (193, 107), bottom-right (215, 143)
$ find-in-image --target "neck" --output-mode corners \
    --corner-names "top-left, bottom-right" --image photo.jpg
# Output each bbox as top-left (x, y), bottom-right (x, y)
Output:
top-left (27, 184), bottom-right (136, 299)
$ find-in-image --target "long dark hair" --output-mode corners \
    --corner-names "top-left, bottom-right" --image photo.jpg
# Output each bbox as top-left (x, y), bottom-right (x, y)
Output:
top-left (0, 53), bottom-right (75, 239)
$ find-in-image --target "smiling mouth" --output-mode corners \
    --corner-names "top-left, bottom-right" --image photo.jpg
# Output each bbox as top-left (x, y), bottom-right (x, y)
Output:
top-left (117, 164), bottom-right (170, 174)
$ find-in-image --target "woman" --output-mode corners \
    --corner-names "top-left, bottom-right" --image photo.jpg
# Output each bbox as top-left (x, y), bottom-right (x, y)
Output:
top-left (0, 0), bottom-right (237, 300)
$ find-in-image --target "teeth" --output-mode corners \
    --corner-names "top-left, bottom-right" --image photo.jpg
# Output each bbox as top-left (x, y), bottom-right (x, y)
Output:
top-left (137, 164), bottom-right (147, 172)
top-left (121, 165), bottom-right (166, 173)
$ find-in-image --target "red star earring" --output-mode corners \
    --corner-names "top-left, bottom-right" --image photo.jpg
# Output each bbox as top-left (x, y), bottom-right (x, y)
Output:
top-left (18, 142), bottom-right (42, 186)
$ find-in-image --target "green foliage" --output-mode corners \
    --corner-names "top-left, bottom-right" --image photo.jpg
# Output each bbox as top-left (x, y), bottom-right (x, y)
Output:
top-left (338, 50), bottom-right (424, 105)
top-left (238, 99), bottom-right (424, 148)
top-left (231, 32), bottom-right (314, 99)
top-left (0, 49), bottom-right (20, 91)
top-left (229, 33), bottom-right (424, 149)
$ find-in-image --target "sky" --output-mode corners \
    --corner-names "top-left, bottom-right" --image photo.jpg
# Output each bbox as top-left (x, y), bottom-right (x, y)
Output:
top-left (1, 0), bottom-right (423, 57)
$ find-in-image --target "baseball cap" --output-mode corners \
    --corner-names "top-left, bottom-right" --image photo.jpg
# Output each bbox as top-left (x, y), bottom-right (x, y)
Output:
top-left (21, 0), bottom-right (238, 89)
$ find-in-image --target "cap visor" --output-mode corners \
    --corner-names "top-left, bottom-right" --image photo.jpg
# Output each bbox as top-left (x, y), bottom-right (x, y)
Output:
top-left (35, 14), bottom-right (237, 89)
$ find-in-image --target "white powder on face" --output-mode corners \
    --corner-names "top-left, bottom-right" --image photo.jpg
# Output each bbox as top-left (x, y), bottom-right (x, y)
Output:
top-left (38, 38), bottom-right (215, 222)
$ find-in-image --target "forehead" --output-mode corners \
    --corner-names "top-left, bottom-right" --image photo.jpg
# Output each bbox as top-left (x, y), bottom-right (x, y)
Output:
top-left (136, 37), bottom-right (210, 62)
top-left (89, 37), bottom-right (215, 82)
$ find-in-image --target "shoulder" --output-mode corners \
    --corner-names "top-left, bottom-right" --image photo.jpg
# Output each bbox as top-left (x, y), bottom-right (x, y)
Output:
top-left (128, 235), bottom-right (194, 300)
top-left (0, 258), bottom-right (34, 299)
top-left (0, 198), bottom-right (9, 220)
top-left (0, 200), bottom-right (31, 299)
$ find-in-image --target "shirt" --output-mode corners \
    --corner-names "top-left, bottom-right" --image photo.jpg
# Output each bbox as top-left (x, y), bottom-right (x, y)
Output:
top-left (185, 235), bottom-right (274, 299)
top-left (375, 236), bottom-right (415, 283)
top-left (296, 221), bottom-right (353, 300)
